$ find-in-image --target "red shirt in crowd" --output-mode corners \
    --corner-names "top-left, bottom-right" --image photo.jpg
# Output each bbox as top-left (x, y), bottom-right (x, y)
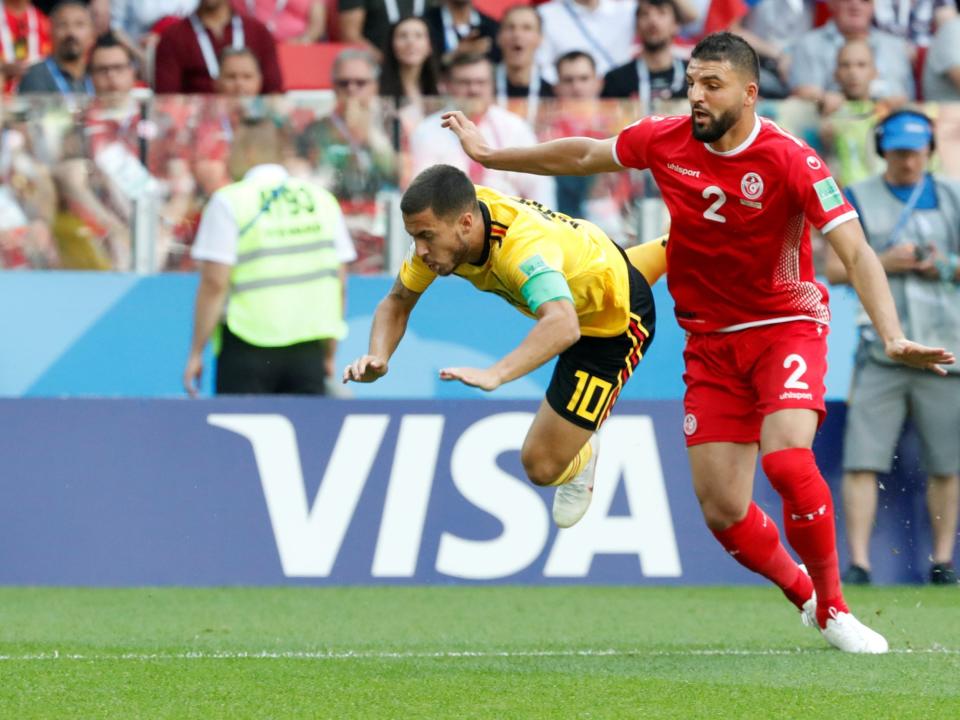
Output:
top-left (2, 3), bottom-right (51, 91)
top-left (153, 12), bottom-right (282, 94)
top-left (614, 114), bottom-right (858, 333)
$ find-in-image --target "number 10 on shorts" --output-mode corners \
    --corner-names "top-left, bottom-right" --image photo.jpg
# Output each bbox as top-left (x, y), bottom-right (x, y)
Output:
top-left (566, 370), bottom-right (613, 423)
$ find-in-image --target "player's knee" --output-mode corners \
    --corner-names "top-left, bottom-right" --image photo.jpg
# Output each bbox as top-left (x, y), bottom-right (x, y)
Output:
top-left (521, 448), bottom-right (563, 487)
top-left (699, 496), bottom-right (749, 531)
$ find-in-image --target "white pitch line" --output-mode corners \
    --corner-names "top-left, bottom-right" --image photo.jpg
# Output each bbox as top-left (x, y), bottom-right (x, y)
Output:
top-left (0, 647), bottom-right (957, 662)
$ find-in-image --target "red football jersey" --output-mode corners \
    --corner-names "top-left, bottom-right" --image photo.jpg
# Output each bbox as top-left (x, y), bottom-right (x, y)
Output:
top-left (614, 114), bottom-right (858, 333)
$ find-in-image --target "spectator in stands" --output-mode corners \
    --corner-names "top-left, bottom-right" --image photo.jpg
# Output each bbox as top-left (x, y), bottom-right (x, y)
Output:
top-left (602, 0), bottom-right (686, 108)
top-left (185, 117), bottom-right (356, 396)
top-left (819, 39), bottom-right (884, 187)
top-left (410, 53), bottom-right (555, 207)
top-left (154, 0), bottom-right (282, 94)
top-left (872, 0), bottom-right (955, 50)
top-left (297, 48), bottom-right (396, 271)
top-left (18, 0), bottom-right (93, 95)
top-left (785, 0), bottom-right (915, 109)
top-left (232, 0), bottom-right (327, 43)
top-left (423, 0), bottom-right (499, 68)
top-left (536, 0), bottom-right (638, 84)
top-left (380, 16), bottom-right (439, 105)
top-left (53, 33), bottom-right (195, 271)
top-left (826, 109), bottom-right (960, 586)
top-left (1, 0), bottom-right (52, 91)
top-left (298, 48), bottom-right (396, 204)
top-left (537, 0), bottom-right (696, 84)
top-left (495, 5), bottom-right (553, 122)
top-left (193, 47), bottom-right (266, 196)
top-left (339, 0), bottom-right (427, 63)
top-left (0, 102), bottom-right (59, 269)
top-left (731, 0), bottom-right (814, 99)
top-left (217, 44), bottom-right (264, 95)
top-left (111, 0), bottom-right (198, 44)
top-left (923, 3), bottom-right (960, 100)
top-left (544, 50), bottom-right (612, 220)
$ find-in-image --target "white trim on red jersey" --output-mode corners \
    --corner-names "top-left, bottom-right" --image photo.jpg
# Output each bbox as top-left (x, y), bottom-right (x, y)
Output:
top-left (819, 210), bottom-right (859, 235)
top-left (703, 113), bottom-right (761, 157)
top-left (715, 315), bottom-right (830, 333)
top-left (611, 135), bottom-right (624, 168)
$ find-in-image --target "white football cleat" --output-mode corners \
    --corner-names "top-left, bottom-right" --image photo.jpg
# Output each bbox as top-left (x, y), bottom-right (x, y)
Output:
top-left (820, 609), bottom-right (889, 654)
top-left (797, 564), bottom-right (818, 630)
top-left (552, 435), bottom-right (598, 529)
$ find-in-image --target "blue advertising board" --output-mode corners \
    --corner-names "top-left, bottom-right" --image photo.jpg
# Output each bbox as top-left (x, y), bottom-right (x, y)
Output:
top-left (0, 272), bottom-right (861, 400)
top-left (0, 399), bottom-right (944, 586)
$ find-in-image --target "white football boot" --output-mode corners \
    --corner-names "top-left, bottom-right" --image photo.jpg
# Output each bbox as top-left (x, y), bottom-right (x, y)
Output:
top-left (796, 565), bottom-right (888, 653)
top-left (552, 435), bottom-right (598, 529)
top-left (819, 608), bottom-right (889, 654)
top-left (797, 565), bottom-right (819, 630)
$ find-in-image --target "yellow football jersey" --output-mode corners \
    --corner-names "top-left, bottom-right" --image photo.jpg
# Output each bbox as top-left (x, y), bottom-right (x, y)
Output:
top-left (399, 186), bottom-right (655, 337)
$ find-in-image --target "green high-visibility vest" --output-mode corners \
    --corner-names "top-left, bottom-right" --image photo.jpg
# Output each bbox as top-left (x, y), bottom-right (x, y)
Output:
top-left (219, 174), bottom-right (345, 348)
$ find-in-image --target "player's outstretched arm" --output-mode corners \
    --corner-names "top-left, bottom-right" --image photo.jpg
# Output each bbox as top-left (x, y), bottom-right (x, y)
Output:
top-left (442, 110), bottom-right (620, 177)
top-left (440, 299), bottom-right (580, 391)
top-left (827, 220), bottom-right (956, 375)
top-left (343, 278), bottom-right (422, 383)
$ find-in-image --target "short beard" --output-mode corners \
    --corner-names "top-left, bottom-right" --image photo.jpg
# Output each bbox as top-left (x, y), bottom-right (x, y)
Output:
top-left (642, 38), bottom-right (669, 54)
top-left (690, 107), bottom-right (739, 143)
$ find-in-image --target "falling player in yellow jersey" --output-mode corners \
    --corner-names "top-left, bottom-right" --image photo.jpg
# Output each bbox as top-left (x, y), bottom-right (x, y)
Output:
top-left (343, 164), bottom-right (666, 527)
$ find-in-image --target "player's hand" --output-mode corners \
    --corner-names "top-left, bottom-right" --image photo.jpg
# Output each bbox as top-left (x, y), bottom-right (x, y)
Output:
top-left (439, 366), bottom-right (502, 391)
top-left (885, 338), bottom-right (956, 376)
top-left (441, 111), bottom-right (490, 165)
top-left (343, 355), bottom-right (388, 383)
top-left (183, 351), bottom-right (203, 398)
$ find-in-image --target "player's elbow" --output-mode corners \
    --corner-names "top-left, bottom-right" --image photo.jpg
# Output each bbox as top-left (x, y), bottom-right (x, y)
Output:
top-left (555, 312), bottom-right (581, 349)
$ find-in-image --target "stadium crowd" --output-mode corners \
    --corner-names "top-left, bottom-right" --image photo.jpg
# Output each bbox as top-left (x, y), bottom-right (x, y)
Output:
top-left (3, 0), bottom-right (960, 271)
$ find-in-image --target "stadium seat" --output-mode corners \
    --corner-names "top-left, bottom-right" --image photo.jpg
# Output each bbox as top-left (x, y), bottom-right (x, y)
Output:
top-left (278, 42), bottom-right (358, 91)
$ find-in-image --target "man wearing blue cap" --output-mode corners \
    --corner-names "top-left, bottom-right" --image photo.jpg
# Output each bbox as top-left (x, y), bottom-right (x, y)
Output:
top-left (826, 109), bottom-right (960, 586)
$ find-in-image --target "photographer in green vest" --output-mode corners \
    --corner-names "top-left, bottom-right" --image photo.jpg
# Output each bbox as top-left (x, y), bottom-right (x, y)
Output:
top-left (184, 116), bottom-right (356, 395)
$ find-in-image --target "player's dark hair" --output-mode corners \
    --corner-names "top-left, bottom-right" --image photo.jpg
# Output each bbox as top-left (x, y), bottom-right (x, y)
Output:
top-left (401, 165), bottom-right (478, 219)
top-left (691, 32), bottom-right (759, 84)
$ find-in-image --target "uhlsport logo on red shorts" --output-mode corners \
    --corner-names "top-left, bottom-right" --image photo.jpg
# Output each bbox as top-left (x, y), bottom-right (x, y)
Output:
top-left (683, 413), bottom-right (698, 436)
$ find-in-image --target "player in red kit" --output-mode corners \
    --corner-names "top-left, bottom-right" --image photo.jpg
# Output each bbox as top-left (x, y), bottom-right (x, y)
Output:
top-left (441, 32), bottom-right (955, 653)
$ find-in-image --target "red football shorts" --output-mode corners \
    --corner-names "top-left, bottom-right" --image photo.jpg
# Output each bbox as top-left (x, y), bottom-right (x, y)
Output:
top-left (681, 320), bottom-right (829, 446)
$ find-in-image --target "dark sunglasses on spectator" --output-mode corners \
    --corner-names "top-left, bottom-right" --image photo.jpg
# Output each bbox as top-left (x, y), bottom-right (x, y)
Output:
top-left (335, 78), bottom-right (373, 88)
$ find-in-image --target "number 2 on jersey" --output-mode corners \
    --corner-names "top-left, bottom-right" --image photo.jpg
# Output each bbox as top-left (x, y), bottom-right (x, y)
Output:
top-left (702, 186), bottom-right (727, 223)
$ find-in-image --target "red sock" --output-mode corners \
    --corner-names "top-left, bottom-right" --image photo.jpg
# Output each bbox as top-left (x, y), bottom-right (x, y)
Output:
top-left (763, 448), bottom-right (848, 628)
top-left (712, 502), bottom-right (813, 609)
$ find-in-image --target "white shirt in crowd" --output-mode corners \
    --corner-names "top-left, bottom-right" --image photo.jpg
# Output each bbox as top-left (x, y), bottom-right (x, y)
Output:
top-left (410, 105), bottom-right (557, 209)
top-left (923, 16), bottom-right (960, 100)
top-left (535, 0), bottom-right (638, 84)
top-left (192, 164), bottom-right (357, 266)
top-left (111, 0), bottom-right (199, 40)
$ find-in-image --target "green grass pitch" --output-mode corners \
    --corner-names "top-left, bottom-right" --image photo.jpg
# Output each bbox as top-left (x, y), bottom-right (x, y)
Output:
top-left (1, 586), bottom-right (957, 718)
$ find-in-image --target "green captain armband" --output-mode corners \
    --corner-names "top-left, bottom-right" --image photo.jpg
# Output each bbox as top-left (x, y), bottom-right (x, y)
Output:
top-left (520, 268), bottom-right (574, 314)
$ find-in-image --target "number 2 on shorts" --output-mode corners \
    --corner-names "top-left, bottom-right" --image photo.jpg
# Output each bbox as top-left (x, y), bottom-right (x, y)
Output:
top-left (566, 370), bottom-right (613, 422)
top-left (783, 353), bottom-right (810, 390)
